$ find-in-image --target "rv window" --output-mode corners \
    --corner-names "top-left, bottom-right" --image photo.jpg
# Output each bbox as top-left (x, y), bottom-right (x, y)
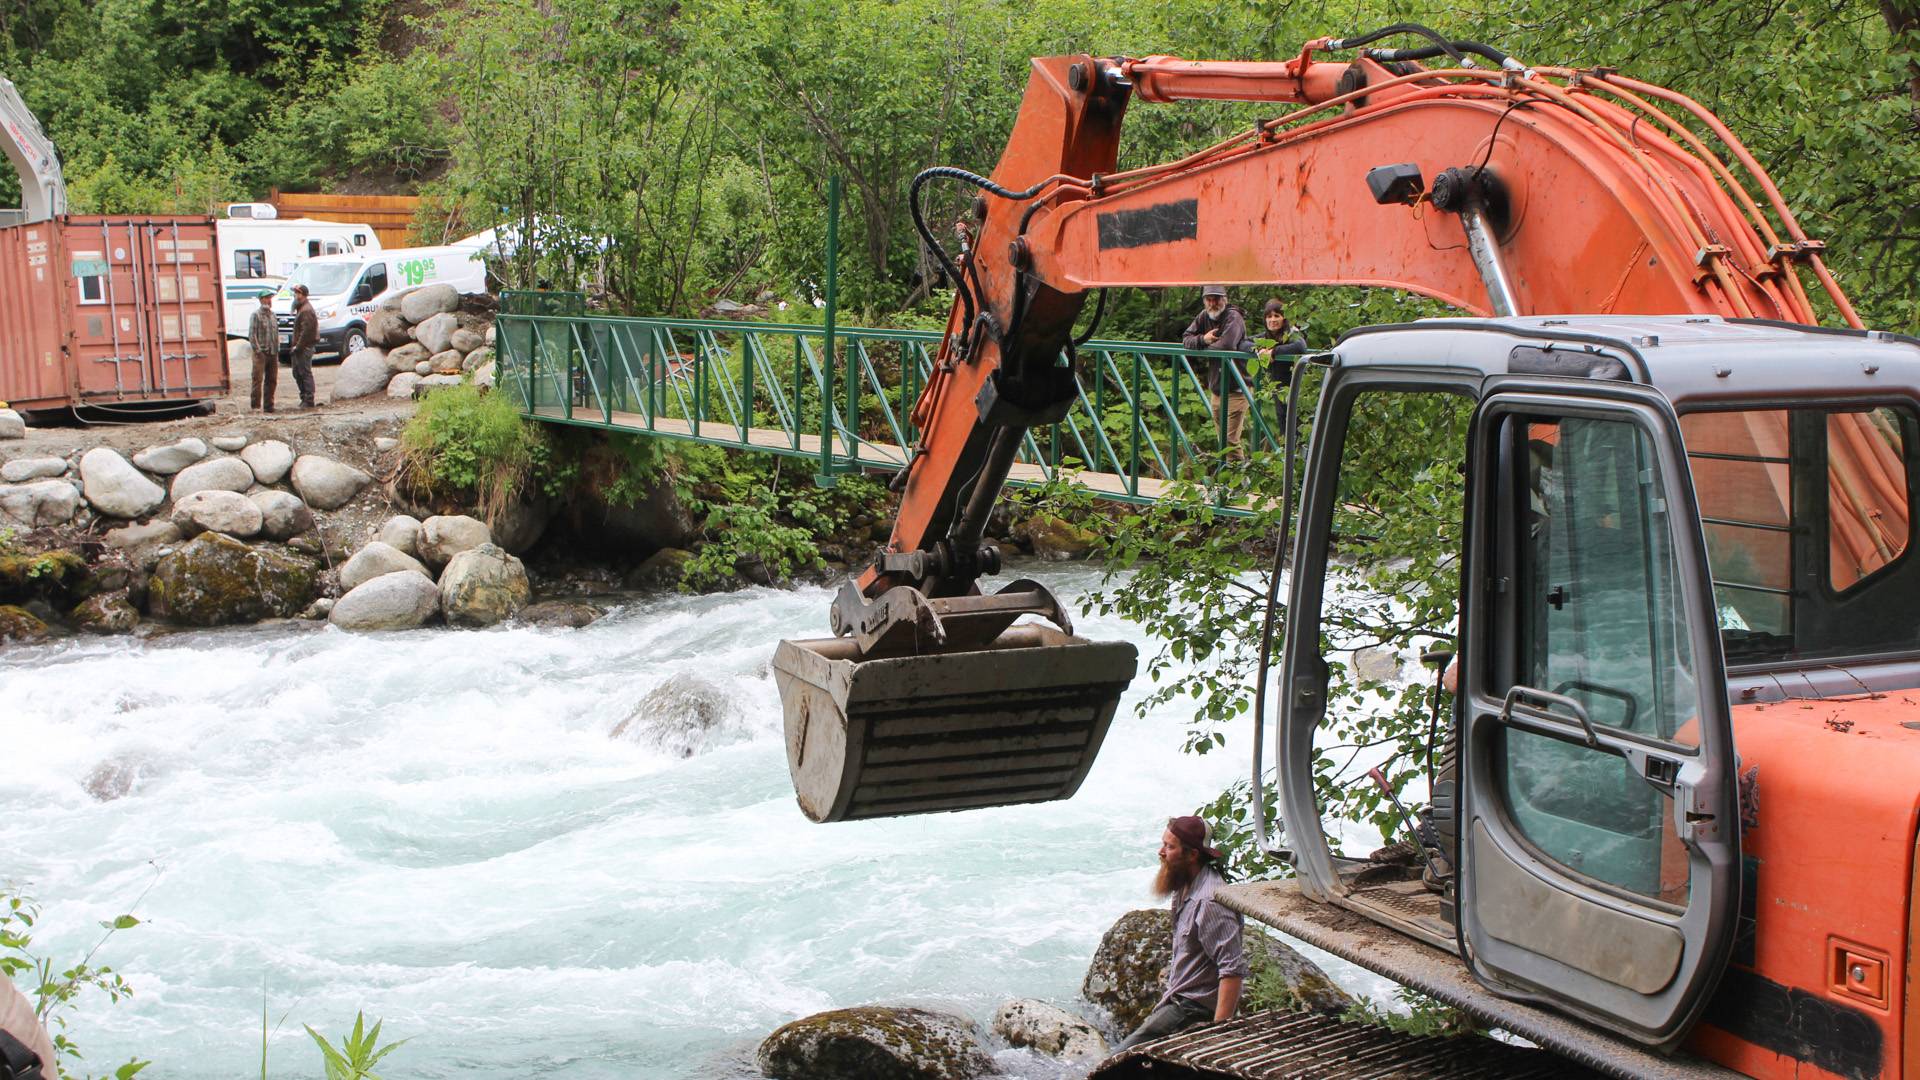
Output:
top-left (354, 234), bottom-right (368, 247)
top-left (234, 249), bottom-right (266, 278)
top-left (322, 241), bottom-right (344, 255)
top-left (307, 240), bottom-right (321, 257)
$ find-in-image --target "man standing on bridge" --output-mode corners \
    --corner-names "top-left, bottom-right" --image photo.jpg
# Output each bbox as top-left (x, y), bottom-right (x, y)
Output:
top-left (1116, 815), bottom-right (1248, 1052)
top-left (1181, 286), bottom-right (1252, 455)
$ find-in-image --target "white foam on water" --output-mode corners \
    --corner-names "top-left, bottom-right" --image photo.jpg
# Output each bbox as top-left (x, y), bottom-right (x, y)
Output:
top-left (1, 564), bottom-right (1405, 1078)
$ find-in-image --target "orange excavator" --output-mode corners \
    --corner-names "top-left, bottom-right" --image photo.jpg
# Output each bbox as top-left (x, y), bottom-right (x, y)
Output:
top-left (773, 26), bottom-right (1920, 1079)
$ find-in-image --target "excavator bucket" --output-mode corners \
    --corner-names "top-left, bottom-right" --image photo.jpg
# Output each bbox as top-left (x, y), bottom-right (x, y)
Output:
top-left (773, 580), bottom-right (1138, 823)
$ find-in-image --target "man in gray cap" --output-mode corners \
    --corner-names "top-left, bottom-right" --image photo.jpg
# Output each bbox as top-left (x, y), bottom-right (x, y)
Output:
top-left (247, 290), bottom-right (279, 413)
top-left (1180, 287), bottom-right (1252, 455)
top-left (1115, 815), bottom-right (1248, 1051)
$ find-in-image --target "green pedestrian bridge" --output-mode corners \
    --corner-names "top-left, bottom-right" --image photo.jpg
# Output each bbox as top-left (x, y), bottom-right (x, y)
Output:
top-left (494, 291), bottom-right (1285, 512)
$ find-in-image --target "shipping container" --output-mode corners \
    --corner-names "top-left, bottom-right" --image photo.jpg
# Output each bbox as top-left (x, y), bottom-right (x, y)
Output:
top-left (0, 215), bottom-right (228, 413)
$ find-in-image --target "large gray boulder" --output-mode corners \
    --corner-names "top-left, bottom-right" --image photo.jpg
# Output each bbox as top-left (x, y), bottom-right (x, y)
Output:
top-left (757, 1007), bottom-right (994, 1080)
top-left (132, 437), bottom-right (208, 475)
top-left (399, 283), bottom-right (459, 324)
top-left (377, 514), bottom-right (423, 558)
top-left (461, 346), bottom-right (493, 373)
top-left (70, 591), bottom-right (139, 634)
top-left (1083, 909), bottom-right (1174, 1033)
top-left (416, 373), bottom-right (462, 392)
top-left (427, 348), bottom-right (465, 374)
top-left (169, 489), bottom-right (264, 539)
top-left (449, 327), bottom-right (485, 355)
top-left (438, 543), bottom-right (530, 627)
top-left (367, 306), bottom-right (411, 349)
top-left (248, 490), bottom-right (314, 541)
top-left (289, 455), bottom-right (370, 511)
top-left (518, 599), bottom-right (602, 629)
top-left (0, 409), bottom-right (24, 439)
top-left (387, 372), bottom-right (422, 398)
top-left (340, 540), bottom-right (430, 592)
top-left (79, 448), bottom-right (165, 519)
top-left (0, 480), bottom-right (81, 528)
top-left (170, 456), bottom-right (255, 501)
top-left (418, 514), bottom-right (491, 569)
top-left (414, 312), bottom-right (459, 355)
top-left (609, 672), bottom-right (747, 757)
top-left (331, 347), bottom-right (392, 401)
top-left (329, 570), bottom-right (439, 631)
top-left (991, 1000), bottom-right (1108, 1062)
top-left (387, 342), bottom-right (430, 374)
top-left (0, 457), bottom-right (66, 482)
top-left (239, 440), bottom-right (295, 485)
top-left (146, 532), bottom-right (319, 626)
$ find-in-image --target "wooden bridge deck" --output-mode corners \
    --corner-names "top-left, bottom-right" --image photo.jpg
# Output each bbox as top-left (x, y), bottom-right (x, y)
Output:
top-left (529, 405), bottom-right (1177, 502)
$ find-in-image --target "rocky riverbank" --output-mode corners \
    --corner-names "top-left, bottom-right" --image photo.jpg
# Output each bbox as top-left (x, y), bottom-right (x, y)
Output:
top-left (756, 907), bottom-right (1350, 1079)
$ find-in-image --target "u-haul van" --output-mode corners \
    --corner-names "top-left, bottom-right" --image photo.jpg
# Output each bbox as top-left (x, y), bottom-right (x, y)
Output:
top-left (271, 246), bottom-right (488, 359)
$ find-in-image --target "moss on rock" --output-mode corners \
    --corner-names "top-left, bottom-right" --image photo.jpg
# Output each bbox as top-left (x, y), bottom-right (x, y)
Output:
top-left (756, 1006), bottom-right (993, 1080)
top-left (0, 604), bottom-right (48, 642)
top-left (1011, 512), bottom-right (1098, 561)
top-left (1082, 909), bottom-right (1172, 1032)
top-left (147, 533), bottom-right (319, 626)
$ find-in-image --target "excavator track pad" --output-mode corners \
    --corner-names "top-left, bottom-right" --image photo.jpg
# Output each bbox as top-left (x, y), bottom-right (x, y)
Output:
top-left (774, 581), bottom-right (1137, 822)
top-left (1089, 1008), bottom-right (1603, 1080)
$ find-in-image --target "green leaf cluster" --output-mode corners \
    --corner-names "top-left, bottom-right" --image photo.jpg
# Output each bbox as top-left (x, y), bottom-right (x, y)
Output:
top-left (304, 1012), bottom-right (408, 1080)
top-left (2, 887), bottom-right (149, 1080)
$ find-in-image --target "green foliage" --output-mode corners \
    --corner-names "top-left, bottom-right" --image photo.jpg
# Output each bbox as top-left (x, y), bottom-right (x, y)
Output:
top-left (400, 382), bottom-right (565, 520)
top-left (2, 887), bottom-right (150, 1080)
top-left (1342, 986), bottom-right (1479, 1038)
top-left (304, 1012), bottom-right (408, 1080)
top-left (672, 452), bottom-right (888, 590)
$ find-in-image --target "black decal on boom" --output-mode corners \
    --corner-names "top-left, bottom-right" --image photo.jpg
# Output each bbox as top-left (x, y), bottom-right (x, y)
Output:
top-left (1703, 966), bottom-right (1882, 1080)
top-left (1096, 199), bottom-right (1199, 250)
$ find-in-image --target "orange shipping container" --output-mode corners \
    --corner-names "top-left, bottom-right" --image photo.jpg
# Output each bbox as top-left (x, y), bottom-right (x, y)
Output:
top-left (0, 215), bottom-right (228, 413)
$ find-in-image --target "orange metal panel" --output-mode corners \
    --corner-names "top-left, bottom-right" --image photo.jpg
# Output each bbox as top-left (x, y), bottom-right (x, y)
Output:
top-left (0, 215), bottom-right (227, 411)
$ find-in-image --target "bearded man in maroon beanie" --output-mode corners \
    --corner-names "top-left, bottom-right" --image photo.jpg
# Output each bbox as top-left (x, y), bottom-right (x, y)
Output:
top-left (1114, 815), bottom-right (1248, 1051)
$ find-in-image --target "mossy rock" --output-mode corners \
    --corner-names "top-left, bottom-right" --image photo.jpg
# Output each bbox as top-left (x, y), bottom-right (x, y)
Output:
top-left (1244, 929), bottom-right (1351, 1015)
top-left (624, 547), bottom-right (695, 591)
top-left (70, 591), bottom-right (140, 635)
top-left (147, 533), bottom-right (320, 626)
top-left (757, 1006), bottom-right (993, 1080)
top-left (1011, 512), bottom-right (1098, 561)
top-left (0, 547), bottom-right (88, 601)
top-left (0, 604), bottom-right (48, 642)
top-left (1082, 909), bottom-right (1172, 1032)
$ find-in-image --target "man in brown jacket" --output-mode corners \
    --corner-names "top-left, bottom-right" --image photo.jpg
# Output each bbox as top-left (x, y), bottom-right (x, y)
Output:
top-left (247, 290), bottom-right (279, 413)
top-left (289, 283), bottom-right (319, 409)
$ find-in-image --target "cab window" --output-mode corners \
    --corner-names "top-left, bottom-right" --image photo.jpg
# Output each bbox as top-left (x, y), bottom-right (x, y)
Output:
top-left (360, 263), bottom-right (388, 302)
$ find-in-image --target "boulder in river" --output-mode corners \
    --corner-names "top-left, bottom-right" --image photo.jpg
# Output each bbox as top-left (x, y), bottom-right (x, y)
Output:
top-left (70, 591), bottom-right (139, 634)
top-left (239, 440), bottom-right (296, 485)
top-left (290, 454), bottom-right (370, 511)
top-left (757, 1006), bottom-right (994, 1080)
top-left (170, 489), bottom-right (264, 539)
top-left (624, 547), bottom-right (694, 591)
top-left (330, 570), bottom-right (439, 631)
top-left (0, 604), bottom-right (47, 642)
top-left (0, 480), bottom-right (81, 529)
top-left (1012, 511), bottom-right (1098, 561)
top-left (991, 999), bottom-right (1108, 1062)
top-left (517, 599), bottom-right (602, 629)
top-left (132, 437), bottom-right (208, 475)
top-left (170, 456), bottom-right (255, 501)
top-left (609, 671), bottom-right (747, 757)
top-left (438, 543), bottom-right (530, 626)
top-left (1083, 909), bottom-right (1173, 1033)
top-left (249, 490), bottom-right (314, 541)
top-left (0, 456), bottom-right (67, 482)
top-left (146, 532), bottom-right (319, 626)
top-left (340, 540), bottom-right (431, 592)
top-left (332, 347), bottom-right (392, 402)
top-left (418, 514), bottom-right (491, 569)
top-left (80, 448), bottom-right (165, 519)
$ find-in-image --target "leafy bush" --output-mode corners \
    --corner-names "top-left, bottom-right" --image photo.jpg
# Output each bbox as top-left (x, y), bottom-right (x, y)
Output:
top-left (400, 383), bottom-right (564, 521)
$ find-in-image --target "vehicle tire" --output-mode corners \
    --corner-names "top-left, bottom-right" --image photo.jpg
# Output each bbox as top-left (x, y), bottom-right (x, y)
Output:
top-left (342, 325), bottom-right (369, 358)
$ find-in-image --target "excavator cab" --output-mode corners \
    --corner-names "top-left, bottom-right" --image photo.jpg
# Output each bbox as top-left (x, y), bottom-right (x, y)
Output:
top-left (775, 578), bottom-right (1137, 822)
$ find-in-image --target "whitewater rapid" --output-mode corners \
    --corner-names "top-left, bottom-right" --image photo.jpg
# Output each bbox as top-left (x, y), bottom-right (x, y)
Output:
top-left (1, 564), bottom-right (1391, 1078)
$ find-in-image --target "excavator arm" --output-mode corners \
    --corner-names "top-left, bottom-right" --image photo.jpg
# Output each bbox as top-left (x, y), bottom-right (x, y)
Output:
top-left (774, 30), bottom-right (1859, 824)
top-left (0, 76), bottom-right (65, 224)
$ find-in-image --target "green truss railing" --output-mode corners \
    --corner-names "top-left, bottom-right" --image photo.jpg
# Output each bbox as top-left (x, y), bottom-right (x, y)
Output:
top-left (495, 310), bottom-right (1284, 510)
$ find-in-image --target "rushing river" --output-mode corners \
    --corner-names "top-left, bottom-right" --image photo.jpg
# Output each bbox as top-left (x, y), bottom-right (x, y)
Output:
top-left (3, 563), bottom-right (1390, 1079)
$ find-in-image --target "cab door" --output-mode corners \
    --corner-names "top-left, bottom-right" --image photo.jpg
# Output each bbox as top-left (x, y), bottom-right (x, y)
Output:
top-left (1457, 384), bottom-right (1740, 1049)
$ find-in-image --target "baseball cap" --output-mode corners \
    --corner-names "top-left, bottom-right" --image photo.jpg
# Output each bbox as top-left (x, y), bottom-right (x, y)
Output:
top-left (1168, 815), bottom-right (1223, 861)
top-left (1202, 285), bottom-right (1227, 298)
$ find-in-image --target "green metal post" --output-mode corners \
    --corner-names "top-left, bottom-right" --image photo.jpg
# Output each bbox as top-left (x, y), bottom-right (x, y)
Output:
top-left (741, 331), bottom-right (753, 444)
top-left (1129, 352), bottom-right (1142, 496)
top-left (817, 175), bottom-right (840, 487)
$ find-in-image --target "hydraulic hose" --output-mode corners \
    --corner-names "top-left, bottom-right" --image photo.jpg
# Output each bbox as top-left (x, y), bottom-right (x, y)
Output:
top-left (1325, 23), bottom-right (1471, 67)
top-left (909, 166), bottom-right (1072, 359)
top-left (1364, 40), bottom-right (1523, 72)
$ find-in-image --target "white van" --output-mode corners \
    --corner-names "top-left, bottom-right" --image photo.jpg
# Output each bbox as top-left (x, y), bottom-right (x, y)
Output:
top-left (217, 214), bottom-right (380, 286)
top-left (273, 246), bottom-right (489, 359)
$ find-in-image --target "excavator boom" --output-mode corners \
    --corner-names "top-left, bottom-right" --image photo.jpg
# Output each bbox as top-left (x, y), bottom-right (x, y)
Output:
top-left (774, 32), bottom-right (1858, 823)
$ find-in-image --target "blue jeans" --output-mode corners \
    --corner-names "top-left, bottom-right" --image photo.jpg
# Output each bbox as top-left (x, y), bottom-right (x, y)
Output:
top-left (1115, 998), bottom-right (1213, 1052)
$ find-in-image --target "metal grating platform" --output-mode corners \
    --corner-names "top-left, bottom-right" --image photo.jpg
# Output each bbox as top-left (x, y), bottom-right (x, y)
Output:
top-left (1088, 1009), bottom-right (1602, 1079)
